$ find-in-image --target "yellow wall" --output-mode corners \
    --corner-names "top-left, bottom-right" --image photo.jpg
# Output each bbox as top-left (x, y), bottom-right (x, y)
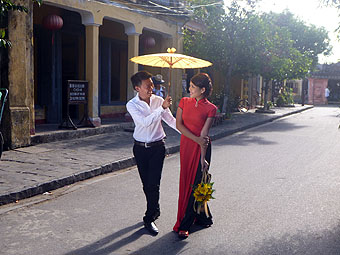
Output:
top-left (7, 0), bottom-right (185, 147)
top-left (41, 0), bottom-right (183, 115)
top-left (100, 105), bottom-right (127, 118)
top-left (44, 0), bottom-right (180, 38)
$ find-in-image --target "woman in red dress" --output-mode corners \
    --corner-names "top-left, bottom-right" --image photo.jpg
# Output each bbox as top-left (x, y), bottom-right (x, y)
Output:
top-left (173, 73), bottom-right (217, 238)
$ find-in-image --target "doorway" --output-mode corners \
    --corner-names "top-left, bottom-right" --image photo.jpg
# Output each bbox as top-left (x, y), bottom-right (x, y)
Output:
top-left (34, 7), bottom-right (85, 124)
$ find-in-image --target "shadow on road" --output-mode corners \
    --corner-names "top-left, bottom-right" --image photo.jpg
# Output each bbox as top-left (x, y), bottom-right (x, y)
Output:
top-left (251, 120), bottom-right (309, 133)
top-left (214, 133), bottom-right (277, 147)
top-left (132, 231), bottom-right (188, 255)
top-left (64, 222), bottom-right (146, 255)
top-left (214, 118), bottom-right (310, 147)
top-left (247, 225), bottom-right (340, 255)
top-left (64, 223), bottom-right (188, 255)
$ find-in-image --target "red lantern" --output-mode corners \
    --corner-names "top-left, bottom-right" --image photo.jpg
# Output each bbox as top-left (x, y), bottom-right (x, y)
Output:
top-left (42, 14), bottom-right (63, 45)
top-left (142, 36), bottom-right (156, 49)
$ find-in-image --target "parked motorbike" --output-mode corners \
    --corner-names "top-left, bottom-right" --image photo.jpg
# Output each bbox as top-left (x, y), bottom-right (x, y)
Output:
top-left (0, 88), bottom-right (8, 159)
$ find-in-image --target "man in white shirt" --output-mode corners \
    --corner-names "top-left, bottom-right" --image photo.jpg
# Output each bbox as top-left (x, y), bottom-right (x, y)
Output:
top-left (325, 87), bottom-right (330, 104)
top-left (126, 71), bottom-right (178, 236)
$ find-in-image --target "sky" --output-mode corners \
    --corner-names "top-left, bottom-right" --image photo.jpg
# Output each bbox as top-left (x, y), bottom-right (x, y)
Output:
top-left (255, 0), bottom-right (340, 64)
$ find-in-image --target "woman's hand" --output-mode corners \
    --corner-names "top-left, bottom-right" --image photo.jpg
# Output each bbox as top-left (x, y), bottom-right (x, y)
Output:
top-left (196, 136), bottom-right (209, 148)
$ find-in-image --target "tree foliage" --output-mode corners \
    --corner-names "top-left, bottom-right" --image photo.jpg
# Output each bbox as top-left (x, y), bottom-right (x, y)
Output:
top-left (0, 0), bottom-right (42, 47)
top-left (184, 0), bottom-right (331, 112)
top-left (266, 11), bottom-right (331, 72)
top-left (248, 11), bottom-right (330, 109)
top-left (255, 11), bottom-right (328, 81)
top-left (322, 0), bottom-right (340, 7)
top-left (1, 0), bottom-right (42, 13)
top-left (184, 0), bottom-right (262, 112)
top-left (320, 0), bottom-right (340, 36)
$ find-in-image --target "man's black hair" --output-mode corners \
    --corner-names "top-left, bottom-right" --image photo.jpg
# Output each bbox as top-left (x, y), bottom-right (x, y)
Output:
top-left (131, 71), bottom-right (153, 90)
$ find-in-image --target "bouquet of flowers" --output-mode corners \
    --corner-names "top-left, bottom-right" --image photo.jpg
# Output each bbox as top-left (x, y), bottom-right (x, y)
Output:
top-left (193, 170), bottom-right (215, 217)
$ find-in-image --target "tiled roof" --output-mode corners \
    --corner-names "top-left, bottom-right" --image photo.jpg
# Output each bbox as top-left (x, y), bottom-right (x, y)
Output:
top-left (310, 63), bottom-right (340, 79)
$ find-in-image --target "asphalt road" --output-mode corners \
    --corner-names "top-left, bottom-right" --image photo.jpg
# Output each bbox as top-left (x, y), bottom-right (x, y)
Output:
top-left (1, 106), bottom-right (340, 255)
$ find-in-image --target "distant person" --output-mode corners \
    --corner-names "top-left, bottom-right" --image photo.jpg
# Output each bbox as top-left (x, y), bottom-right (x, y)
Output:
top-left (325, 87), bottom-right (330, 104)
top-left (182, 73), bottom-right (189, 97)
top-left (173, 73), bottom-right (216, 239)
top-left (152, 74), bottom-right (166, 99)
top-left (126, 71), bottom-right (178, 236)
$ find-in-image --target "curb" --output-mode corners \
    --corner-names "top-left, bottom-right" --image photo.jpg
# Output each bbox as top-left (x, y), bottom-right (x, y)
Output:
top-left (211, 105), bottom-right (313, 141)
top-left (0, 157), bottom-right (136, 205)
top-left (31, 122), bottom-right (134, 145)
top-left (0, 106), bottom-right (313, 206)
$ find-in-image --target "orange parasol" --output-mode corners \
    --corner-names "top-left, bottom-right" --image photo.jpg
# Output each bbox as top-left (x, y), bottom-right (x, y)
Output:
top-left (130, 48), bottom-right (212, 89)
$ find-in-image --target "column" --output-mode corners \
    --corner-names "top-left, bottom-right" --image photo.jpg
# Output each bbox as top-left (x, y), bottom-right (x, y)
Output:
top-left (7, 1), bottom-right (34, 148)
top-left (126, 32), bottom-right (141, 100)
top-left (85, 23), bottom-right (101, 127)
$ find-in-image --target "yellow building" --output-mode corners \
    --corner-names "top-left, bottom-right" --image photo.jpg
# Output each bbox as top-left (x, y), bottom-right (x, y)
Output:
top-left (5, 0), bottom-right (189, 148)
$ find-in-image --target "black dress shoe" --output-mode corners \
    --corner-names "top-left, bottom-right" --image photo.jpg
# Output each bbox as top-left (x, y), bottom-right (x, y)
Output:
top-left (144, 221), bottom-right (159, 236)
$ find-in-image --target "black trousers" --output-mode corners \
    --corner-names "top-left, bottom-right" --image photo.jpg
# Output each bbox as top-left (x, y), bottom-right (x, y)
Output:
top-left (133, 143), bottom-right (166, 223)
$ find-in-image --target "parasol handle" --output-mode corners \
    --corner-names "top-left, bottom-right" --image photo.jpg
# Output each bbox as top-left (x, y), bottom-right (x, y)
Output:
top-left (168, 67), bottom-right (172, 90)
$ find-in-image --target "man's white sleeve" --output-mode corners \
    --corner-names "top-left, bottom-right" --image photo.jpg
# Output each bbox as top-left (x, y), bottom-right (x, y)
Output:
top-left (162, 108), bottom-right (180, 133)
top-left (127, 102), bottom-right (165, 127)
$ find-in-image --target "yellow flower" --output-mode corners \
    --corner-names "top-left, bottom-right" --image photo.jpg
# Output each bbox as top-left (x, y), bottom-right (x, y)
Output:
top-left (193, 182), bottom-right (215, 204)
top-left (202, 184), bottom-right (209, 195)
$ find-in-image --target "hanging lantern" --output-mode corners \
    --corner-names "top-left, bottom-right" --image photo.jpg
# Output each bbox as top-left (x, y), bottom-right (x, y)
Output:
top-left (42, 14), bottom-right (63, 45)
top-left (142, 36), bottom-right (156, 49)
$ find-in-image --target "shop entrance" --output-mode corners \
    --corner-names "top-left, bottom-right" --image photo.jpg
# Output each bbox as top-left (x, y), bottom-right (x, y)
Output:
top-left (62, 32), bottom-right (82, 121)
top-left (328, 79), bottom-right (340, 103)
top-left (34, 5), bottom-right (85, 124)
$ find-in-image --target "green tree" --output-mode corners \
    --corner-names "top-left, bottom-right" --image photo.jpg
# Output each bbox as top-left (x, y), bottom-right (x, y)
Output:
top-left (184, 0), bottom-right (261, 113)
top-left (322, 0), bottom-right (340, 8)
top-left (320, 0), bottom-right (340, 37)
top-left (267, 11), bottom-right (331, 73)
top-left (256, 11), bottom-right (331, 110)
top-left (184, 1), bottom-right (331, 112)
top-left (252, 14), bottom-right (294, 110)
top-left (0, 0), bottom-right (42, 47)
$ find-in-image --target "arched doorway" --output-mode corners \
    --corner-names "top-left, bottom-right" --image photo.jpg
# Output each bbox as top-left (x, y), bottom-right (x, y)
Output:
top-left (34, 5), bottom-right (85, 124)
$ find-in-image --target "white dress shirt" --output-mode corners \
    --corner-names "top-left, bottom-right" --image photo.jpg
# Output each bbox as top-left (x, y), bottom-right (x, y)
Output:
top-left (126, 93), bottom-right (178, 143)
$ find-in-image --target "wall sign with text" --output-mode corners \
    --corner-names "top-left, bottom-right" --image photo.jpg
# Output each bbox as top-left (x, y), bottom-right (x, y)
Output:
top-left (68, 80), bottom-right (88, 104)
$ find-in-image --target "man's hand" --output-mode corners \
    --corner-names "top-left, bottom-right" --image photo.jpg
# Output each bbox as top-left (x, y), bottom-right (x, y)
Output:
top-left (162, 96), bottom-right (172, 109)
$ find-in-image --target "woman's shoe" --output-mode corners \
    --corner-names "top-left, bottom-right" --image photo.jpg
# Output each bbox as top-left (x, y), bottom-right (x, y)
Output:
top-left (178, 230), bottom-right (189, 239)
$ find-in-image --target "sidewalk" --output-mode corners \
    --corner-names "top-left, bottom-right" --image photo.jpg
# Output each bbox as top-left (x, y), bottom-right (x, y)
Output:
top-left (0, 105), bottom-right (313, 206)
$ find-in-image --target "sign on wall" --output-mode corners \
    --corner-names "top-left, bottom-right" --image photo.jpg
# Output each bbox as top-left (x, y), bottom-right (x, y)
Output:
top-left (59, 80), bottom-right (92, 129)
top-left (68, 80), bottom-right (88, 104)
